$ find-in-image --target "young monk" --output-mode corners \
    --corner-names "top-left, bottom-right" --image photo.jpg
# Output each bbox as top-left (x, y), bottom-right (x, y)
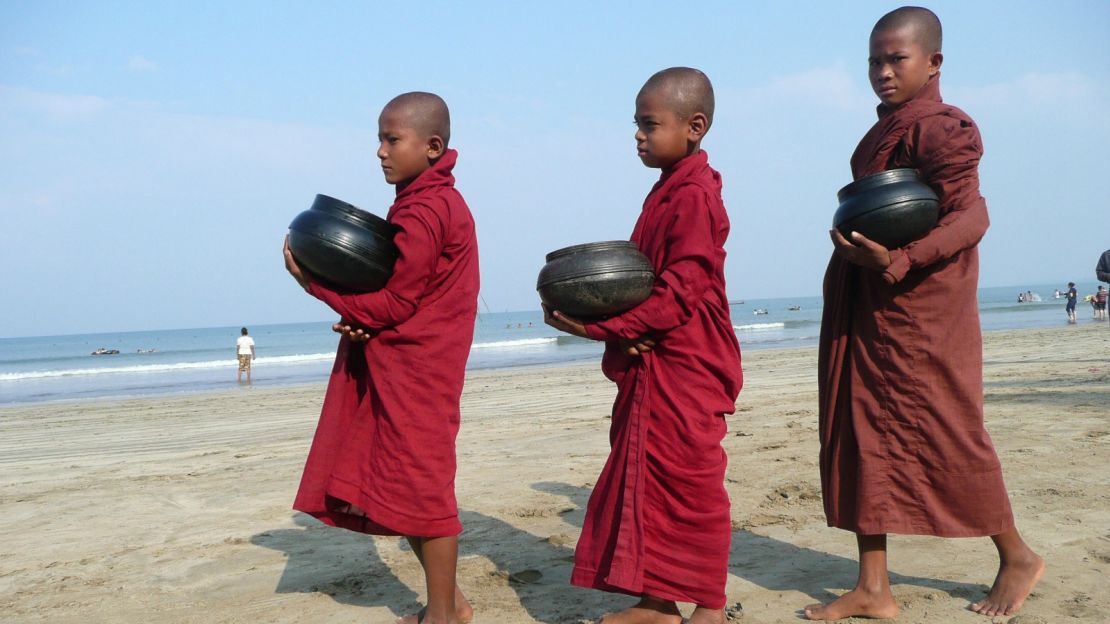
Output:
top-left (545, 67), bottom-right (743, 624)
top-left (283, 92), bottom-right (479, 624)
top-left (807, 7), bottom-right (1044, 621)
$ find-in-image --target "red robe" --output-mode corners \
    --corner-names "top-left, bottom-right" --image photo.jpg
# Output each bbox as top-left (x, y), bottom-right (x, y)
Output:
top-left (293, 149), bottom-right (479, 538)
top-left (573, 151), bottom-right (743, 609)
top-left (818, 76), bottom-right (1014, 537)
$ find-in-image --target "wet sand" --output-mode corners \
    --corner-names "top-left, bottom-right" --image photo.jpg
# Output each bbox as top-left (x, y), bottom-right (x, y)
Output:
top-left (1, 324), bottom-right (1107, 623)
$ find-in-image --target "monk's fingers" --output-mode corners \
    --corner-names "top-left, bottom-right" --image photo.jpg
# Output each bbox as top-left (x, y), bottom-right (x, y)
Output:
top-left (829, 228), bottom-right (855, 248)
top-left (850, 230), bottom-right (891, 255)
top-left (634, 342), bottom-right (653, 353)
top-left (552, 311), bottom-right (587, 337)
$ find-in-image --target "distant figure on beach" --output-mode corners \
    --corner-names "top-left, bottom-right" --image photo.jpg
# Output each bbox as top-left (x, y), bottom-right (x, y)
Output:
top-left (283, 92), bottom-right (479, 624)
top-left (235, 327), bottom-right (255, 384)
top-left (545, 67), bottom-right (743, 624)
top-left (813, 8), bottom-right (1042, 621)
top-left (1096, 286), bottom-right (1108, 321)
top-left (1065, 282), bottom-right (1078, 324)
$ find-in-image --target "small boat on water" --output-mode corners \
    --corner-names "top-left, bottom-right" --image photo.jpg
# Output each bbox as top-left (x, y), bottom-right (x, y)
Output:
top-left (91, 348), bottom-right (120, 356)
top-left (753, 308), bottom-right (769, 315)
top-left (788, 305), bottom-right (801, 311)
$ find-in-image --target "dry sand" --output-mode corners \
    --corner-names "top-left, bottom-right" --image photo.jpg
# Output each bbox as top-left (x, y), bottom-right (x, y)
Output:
top-left (1, 324), bottom-right (1107, 623)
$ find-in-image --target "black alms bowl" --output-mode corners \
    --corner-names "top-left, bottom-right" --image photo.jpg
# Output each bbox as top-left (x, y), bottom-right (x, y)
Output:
top-left (288, 194), bottom-right (398, 292)
top-left (537, 241), bottom-right (655, 318)
top-left (834, 168), bottom-right (940, 249)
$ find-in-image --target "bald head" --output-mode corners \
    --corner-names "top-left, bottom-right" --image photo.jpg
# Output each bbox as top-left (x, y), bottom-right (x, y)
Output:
top-left (638, 67), bottom-right (715, 128)
top-left (872, 6), bottom-right (942, 54)
top-left (381, 91), bottom-right (451, 146)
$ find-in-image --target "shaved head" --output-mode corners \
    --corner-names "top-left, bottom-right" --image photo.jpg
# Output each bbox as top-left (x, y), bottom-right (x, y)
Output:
top-left (381, 91), bottom-right (451, 146)
top-left (638, 67), bottom-right (715, 128)
top-left (872, 6), bottom-right (942, 54)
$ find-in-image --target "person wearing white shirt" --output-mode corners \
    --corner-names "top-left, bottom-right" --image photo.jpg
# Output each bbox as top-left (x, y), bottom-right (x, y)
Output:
top-left (236, 327), bottom-right (256, 384)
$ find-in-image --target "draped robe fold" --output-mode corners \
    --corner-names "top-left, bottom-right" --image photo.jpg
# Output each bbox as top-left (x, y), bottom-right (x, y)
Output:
top-left (293, 149), bottom-right (480, 538)
top-left (572, 150), bottom-right (743, 609)
top-left (818, 76), bottom-right (1014, 537)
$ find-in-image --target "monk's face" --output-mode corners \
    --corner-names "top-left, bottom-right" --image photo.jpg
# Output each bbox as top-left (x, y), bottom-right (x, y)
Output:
top-left (634, 88), bottom-right (693, 169)
top-left (377, 107), bottom-right (436, 186)
top-left (868, 27), bottom-right (942, 107)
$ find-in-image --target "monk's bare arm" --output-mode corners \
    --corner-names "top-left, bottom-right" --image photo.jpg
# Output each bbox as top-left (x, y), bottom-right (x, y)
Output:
top-left (307, 205), bottom-right (442, 330)
top-left (584, 187), bottom-right (717, 341)
top-left (883, 117), bottom-right (990, 283)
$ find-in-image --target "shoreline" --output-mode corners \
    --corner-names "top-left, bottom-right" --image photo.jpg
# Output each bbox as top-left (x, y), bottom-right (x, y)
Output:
top-left (1, 323), bottom-right (1107, 623)
top-left (5, 322), bottom-right (1104, 408)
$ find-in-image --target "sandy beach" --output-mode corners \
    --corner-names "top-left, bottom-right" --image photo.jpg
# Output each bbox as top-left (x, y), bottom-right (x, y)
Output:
top-left (1, 324), bottom-right (1107, 623)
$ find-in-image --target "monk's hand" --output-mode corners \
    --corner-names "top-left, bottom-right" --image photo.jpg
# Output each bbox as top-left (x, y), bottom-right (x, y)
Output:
top-left (331, 322), bottom-right (370, 343)
top-left (830, 229), bottom-right (892, 271)
top-left (542, 305), bottom-right (589, 338)
top-left (620, 336), bottom-right (656, 357)
top-left (283, 236), bottom-right (312, 291)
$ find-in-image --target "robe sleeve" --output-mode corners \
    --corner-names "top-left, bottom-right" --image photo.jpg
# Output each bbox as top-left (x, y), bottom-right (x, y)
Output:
top-left (882, 115), bottom-right (990, 284)
top-left (307, 202), bottom-right (442, 330)
top-left (1097, 250), bottom-right (1110, 283)
top-left (583, 185), bottom-right (716, 341)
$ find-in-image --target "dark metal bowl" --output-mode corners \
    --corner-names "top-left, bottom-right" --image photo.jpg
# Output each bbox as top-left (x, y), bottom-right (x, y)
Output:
top-left (288, 194), bottom-right (398, 292)
top-left (834, 168), bottom-right (939, 249)
top-left (537, 241), bottom-right (655, 318)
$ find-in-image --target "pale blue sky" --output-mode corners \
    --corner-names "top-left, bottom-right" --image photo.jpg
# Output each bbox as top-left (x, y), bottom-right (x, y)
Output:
top-left (2, 1), bottom-right (1107, 337)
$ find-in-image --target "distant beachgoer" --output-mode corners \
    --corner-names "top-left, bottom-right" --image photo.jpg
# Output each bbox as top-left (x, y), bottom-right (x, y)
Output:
top-left (1065, 282), bottom-right (1077, 324)
top-left (236, 327), bottom-right (255, 384)
top-left (1096, 286), bottom-right (1108, 321)
top-left (1017, 292), bottom-right (1025, 303)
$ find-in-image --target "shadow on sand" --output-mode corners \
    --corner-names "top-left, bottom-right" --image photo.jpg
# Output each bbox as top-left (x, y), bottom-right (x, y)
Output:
top-left (252, 481), bottom-right (987, 622)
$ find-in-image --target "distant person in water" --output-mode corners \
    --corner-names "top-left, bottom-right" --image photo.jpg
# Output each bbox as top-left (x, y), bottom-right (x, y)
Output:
top-left (1096, 286), bottom-right (1108, 321)
top-left (236, 327), bottom-right (255, 384)
top-left (1065, 282), bottom-right (1078, 324)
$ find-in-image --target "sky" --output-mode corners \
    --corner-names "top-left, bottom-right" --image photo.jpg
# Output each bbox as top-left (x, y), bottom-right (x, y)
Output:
top-left (1, 1), bottom-right (1108, 337)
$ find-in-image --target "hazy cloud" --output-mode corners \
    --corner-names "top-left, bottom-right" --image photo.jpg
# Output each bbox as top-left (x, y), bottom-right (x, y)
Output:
top-left (0, 85), bottom-right (111, 120)
top-left (127, 55), bottom-right (157, 72)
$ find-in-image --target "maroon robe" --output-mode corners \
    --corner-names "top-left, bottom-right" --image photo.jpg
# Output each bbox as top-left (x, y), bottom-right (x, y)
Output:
top-left (818, 76), bottom-right (1014, 537)
top-left (293, 149), bottom-right (479, 537)
top-left (573, 150), bottom-right (743, 609)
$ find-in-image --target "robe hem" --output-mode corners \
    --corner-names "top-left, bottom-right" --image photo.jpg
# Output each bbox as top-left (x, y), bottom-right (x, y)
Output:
top-left (571, 566), bottom-right (727, 610)
top-left (294, 476), bottom-right (462, 538)
top-left (826, 518), bottom-right (1015, 539)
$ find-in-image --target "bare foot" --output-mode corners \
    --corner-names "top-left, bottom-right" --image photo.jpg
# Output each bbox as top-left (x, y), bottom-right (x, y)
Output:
top-left (598, 596), bottom-right (683, 624)
top-left (969, 551), bottom-right (1044, 617)
top-left (803, 586), bottom-right (899, 621)
top-left (397, 586), bottom-right (474, 624)
top-left (687, 605), bottom-right (726, 624)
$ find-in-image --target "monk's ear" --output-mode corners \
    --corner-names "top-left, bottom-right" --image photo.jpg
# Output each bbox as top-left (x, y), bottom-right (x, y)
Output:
top-left (687, 112), bottom-right (709, 141)
top-left (927, 51), bottom-right (943, 76)
top-left (426, 135), bottom-right (446, 160)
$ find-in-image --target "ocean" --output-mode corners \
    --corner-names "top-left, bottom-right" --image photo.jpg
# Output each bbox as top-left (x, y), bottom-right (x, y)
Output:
top-left (1, 283), bottom-right (1102, 405)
